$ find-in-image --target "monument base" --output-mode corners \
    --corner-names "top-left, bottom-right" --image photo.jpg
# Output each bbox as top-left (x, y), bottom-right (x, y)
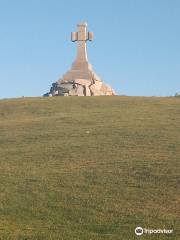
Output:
top-left (45, 60), bottom-right (116, 97)
top-left (44, 78), bottom-right (116, 97)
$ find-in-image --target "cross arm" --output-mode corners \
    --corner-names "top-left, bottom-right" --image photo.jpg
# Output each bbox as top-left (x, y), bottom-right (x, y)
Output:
top-left (71, 31), bottom-right (94, 42)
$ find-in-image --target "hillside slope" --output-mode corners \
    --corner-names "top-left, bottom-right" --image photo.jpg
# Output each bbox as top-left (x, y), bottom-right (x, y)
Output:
top-left (0, 96), bottom-right (179, 239)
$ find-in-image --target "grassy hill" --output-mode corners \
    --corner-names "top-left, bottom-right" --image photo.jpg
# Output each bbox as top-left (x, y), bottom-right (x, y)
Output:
top-left (0, 96), bottom-right (179, 240)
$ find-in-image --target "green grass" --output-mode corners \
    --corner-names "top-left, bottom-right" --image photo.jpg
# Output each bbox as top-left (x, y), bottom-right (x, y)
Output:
top-left (0, 96), bottom-right (179, 239)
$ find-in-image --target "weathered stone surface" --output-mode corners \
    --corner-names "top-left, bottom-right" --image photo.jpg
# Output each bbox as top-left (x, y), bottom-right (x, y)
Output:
top-left (60, 83), bottom-right (73, 91)
top-left (68, 85), bottom-right (84, 96)
top-left (93, 80), bottom-right (102, 90)
top-left (85, 85), bottom-right (91, 96)
top-left (76, 85), bottom-right (84, 96)
top-left (43, 92), bottom-right (49, 97)
top-left (100, 84), bottom-right (115, 95)
top-left (69, 88), bottom-right (77, 96)
top-left (90, 84), bottom-right (104, 96)
top-left (47, 80), bottom-right (115, 97)
top-left (74, 78), bottom-right (91, 86)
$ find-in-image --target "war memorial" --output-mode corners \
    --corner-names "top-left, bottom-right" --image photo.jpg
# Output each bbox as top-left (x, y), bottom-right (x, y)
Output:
top-left (45, 22), bottom-right (115, 97)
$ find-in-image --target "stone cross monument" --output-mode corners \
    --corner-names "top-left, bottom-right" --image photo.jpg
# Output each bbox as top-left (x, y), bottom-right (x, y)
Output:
top-left (71, 22), bottom-right (93, 63)
top-left (45, 22), bottom-right (115, 96)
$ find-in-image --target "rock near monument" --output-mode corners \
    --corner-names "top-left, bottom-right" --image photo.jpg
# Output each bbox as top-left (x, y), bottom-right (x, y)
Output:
top-left (44, 22), bottom-right (116, 97)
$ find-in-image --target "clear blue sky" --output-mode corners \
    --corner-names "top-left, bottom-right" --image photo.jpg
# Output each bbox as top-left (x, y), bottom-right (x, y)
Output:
top-left (0, 0), bottom-right (180, 98)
